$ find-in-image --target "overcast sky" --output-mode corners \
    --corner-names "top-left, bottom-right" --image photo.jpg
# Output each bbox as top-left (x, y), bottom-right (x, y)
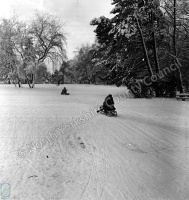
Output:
top-left (0, 0), bottom-right (114, 59)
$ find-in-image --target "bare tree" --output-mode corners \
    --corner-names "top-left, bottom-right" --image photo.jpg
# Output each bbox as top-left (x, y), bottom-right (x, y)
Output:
top-left (29, 11), bottom-right (67, 87)
top-left (0, 16), bottom-right (24, 87)
top-left (0, 12), bottom-right (67, 88)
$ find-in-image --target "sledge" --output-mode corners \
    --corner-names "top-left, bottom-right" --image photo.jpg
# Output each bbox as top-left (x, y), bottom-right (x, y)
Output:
top-left (61, 92), bottom-right (70, 95)
top-left (97, 106), bottom-right (117, 117)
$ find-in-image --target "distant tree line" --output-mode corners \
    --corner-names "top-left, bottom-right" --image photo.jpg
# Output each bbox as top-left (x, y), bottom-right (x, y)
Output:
top-left (69, 0), bottom-right (189, 98)
top-left (52, 43), bottom-right (108, 85)
top-left (2, 1), bottom-right (189, 98)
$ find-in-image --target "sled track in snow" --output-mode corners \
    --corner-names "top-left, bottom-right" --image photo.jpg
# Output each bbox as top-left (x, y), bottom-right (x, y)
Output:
top-left (1, 85), bottom-right (189, 200)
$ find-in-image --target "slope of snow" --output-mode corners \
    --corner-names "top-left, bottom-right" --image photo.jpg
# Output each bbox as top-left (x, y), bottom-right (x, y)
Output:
top-left (0, 84), bottom-right (189, 200)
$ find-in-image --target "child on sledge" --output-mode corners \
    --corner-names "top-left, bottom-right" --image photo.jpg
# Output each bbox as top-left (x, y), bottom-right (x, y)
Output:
top-left (98, 94), bottom-right (116, 113)
top-left (61, 87), bottom-right (69, 95)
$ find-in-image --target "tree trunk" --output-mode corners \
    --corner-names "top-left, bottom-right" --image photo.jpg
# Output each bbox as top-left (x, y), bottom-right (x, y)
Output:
top-left (151, 12), bottom-right (160, 97)
top-left (32, 73), bottom-right (35, 88)
top-left (175, 57), bottom-right (184, 93)
top-left (25, 73), bottom-right (32, 88)
top-left (152, 25), bottom-right (160, 74)
top-left (17, 76), bottom-right (22, 88)
top-left (135, 13), bottom-right (153, 77)
top-left (173, 0), bottom-right (183, 93)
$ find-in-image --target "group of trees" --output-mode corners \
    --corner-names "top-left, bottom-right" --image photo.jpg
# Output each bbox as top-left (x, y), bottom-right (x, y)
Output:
top-left (0, 11), bottom-right (67, 88)
top-left (52, 43), bottom-right (107, 85)
top-left (51, 61), bottom-right (74, 84)
top-left (68, 43), bottom-right (107, 84)
top-left (68, 0), bottom-right (189, 97)
top-left (88, 0), bottom-right (189, 97)
top-left (1, 1), bottom-right (189, 98)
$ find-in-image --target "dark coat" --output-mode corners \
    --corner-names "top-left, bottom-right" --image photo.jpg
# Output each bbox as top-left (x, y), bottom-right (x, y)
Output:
top-left (103, 95), bottom-right (115, 111)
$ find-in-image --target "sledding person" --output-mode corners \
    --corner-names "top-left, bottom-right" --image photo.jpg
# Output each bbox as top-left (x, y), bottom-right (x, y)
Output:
top-left (61, 87), bottom-right (69, 95)
top-left (98, 94), bottom-right (116, 113)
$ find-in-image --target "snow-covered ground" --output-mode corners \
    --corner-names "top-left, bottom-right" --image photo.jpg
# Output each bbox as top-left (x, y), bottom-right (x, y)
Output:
top-left (0, 84), bottom-right (189, 200)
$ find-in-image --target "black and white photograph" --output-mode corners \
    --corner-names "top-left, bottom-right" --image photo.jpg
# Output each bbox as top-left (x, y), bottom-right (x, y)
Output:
top-left (0, 0), bottom-right (189, 199)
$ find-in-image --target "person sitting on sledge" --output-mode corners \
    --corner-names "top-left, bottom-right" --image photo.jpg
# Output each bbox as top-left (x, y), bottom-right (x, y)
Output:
top-left (98, 94), bottom-right (116, 113)
top-left (61, 87), bottom-right (69, 95)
